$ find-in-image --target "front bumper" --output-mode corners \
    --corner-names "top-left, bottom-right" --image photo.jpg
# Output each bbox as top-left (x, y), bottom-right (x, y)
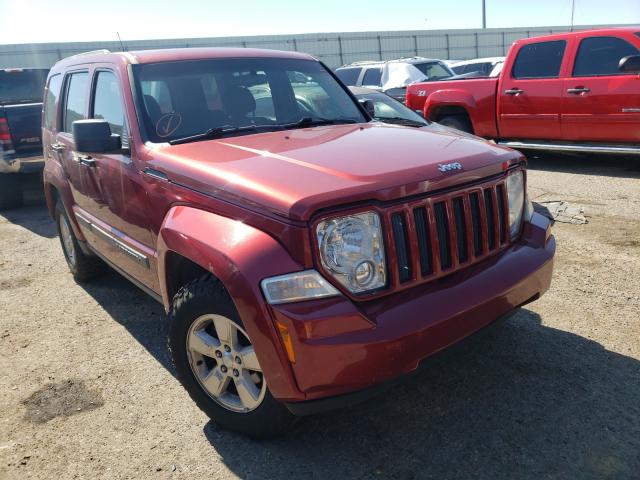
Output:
top-left (0, 153), bottom-right (45, 174)
top-left (268, 212), bottom-right (555, 409)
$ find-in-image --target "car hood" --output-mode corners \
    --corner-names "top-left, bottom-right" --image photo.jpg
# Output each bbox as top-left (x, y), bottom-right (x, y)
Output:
top-left (145, 123), bottom-right (521, 222)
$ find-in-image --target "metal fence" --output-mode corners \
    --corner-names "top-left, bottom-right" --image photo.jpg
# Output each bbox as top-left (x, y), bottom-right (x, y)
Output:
top-left (0, 24), bottom-right (626, 70)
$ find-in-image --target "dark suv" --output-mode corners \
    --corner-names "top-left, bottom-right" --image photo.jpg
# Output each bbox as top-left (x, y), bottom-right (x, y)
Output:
top-left (0, 68), bottom-right (49, 209)
top-left (42, 48), bottom-right (554, 438)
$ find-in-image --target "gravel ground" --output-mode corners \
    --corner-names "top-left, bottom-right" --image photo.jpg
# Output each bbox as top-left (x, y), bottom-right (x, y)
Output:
top-left (1, 156), bottom-right (639, 480)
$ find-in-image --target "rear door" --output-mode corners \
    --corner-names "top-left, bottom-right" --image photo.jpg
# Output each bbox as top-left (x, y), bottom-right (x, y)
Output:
top-left (55, 70), bottom-right (97, 211)
top-left (561, 34), bottom-right (640, 143)
top-left (498, 40), bottom-right (567, 139)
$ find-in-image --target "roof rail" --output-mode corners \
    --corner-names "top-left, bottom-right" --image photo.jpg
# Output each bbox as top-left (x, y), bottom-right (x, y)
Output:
top-left (69, 49), bottom-right (111, 58)
top-left (340, 60), bottom-right (383, 67)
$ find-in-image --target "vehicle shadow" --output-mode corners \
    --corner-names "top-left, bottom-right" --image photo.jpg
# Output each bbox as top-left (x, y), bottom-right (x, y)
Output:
top-left (79, 268), bottom-right (172, 372)
top-left (203, 309), bottom-right (640, 480)
top-left (524, 151), bottom-right (640, 179)
top-left (0, 173), bottom-right (55, 238)
top-left (63, 233), bottom-right (639, 479)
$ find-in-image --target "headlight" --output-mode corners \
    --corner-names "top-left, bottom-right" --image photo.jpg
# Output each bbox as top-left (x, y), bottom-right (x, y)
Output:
top-left (316, 211), bottom-right (386, 294)
top-left (261, 270), bottom-right (339, 305)
top-left (506, 170), bottom-right (525, 238)
top-left (524, 194), bottom-right (534, 221)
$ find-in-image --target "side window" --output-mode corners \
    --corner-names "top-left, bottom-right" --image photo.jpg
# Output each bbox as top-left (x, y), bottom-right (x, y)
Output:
top-left (573, 36), bottom-right (640, 76)
top-left (63, 72), bottom-right (88, 133)
top-left (335, 67), bottom-right (362, 86)
top-left (512, 41), bottom-right (567, 79)
top-left (44, 74), bottom-right (62, 130)
top-left (92, 71), bottom-right (126, 140)
top-left (362, 68), bottom-right (383, 87)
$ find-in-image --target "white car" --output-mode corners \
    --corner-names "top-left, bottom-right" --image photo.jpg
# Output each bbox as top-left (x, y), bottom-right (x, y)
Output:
top-left (450, 57), bottom-right (505, 78)
top-left (335, 57), bottom-right (454, 102)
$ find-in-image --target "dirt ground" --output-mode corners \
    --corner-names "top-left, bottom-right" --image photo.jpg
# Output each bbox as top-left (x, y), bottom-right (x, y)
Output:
top-left (1, 155), bottom-right (639, 480)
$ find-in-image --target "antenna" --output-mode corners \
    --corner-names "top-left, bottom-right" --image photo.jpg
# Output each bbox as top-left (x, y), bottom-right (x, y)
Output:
top-left (570, 0), bottom-right (575, 32)
top-left (116, 32), bottom-right (125, 52)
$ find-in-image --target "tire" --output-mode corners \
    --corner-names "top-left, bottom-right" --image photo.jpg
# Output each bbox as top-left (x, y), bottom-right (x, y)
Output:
top-left (168, 274), bottom-right (296, 439)
top-left (438, 115), bottom-right (473, 134)
top-left (0, 173), bottom-right (24, 210)
top-left (55, 199), bottom-right (104, 282)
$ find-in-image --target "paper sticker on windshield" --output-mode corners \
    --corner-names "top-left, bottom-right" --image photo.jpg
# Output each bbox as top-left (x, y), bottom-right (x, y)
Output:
top-left (156, 113), bottom-right (182, 138)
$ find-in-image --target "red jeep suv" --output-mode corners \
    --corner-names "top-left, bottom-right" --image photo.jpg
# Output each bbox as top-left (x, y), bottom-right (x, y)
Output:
top-left (42, 48), bottom-right (555, 438)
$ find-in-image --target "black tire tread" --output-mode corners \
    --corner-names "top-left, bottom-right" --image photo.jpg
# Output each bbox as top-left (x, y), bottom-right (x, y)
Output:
top-left (168, 274), bottom-right (296, 439)
top-left (55, 199), bottom-right (104, 282)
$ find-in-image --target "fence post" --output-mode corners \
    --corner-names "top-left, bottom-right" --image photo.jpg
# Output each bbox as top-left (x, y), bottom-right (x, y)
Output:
top-left (414, 35), bottom-right (418, 56)
top-left (377, 35), bottom-right (382, 60)
top-left (338, 36), bottom-right (344, 66)
top-left (445, 33), bottom-right (450, 60)
top-left (502, 31), bottom-right (506, 55)
top-left (292, 38), bottom-right (298, 51)
top-left (475, 32), bottom-right (479, 58)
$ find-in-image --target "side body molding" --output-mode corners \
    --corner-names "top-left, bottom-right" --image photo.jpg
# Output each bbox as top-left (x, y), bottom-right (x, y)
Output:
top-left (157, 206), bottom-right (305, 401)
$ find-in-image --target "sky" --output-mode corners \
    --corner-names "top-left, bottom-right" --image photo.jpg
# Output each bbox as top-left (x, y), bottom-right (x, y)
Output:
top-left (0, 0), bottom-right (639, 45)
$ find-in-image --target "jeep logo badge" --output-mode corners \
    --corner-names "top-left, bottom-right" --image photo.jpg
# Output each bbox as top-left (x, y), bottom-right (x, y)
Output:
top-left (437, 162), bottom-right (463, 173)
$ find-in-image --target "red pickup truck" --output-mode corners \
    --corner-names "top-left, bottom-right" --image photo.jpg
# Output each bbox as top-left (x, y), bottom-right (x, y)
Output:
top-left (406, 28), bottom-right (640, 155)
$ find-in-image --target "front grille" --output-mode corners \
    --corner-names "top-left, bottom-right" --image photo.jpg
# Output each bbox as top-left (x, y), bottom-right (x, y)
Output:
top-left (384, 177), bottom-right (510, 290)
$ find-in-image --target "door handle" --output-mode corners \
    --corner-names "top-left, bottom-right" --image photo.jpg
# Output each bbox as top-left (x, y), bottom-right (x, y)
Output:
top-left (567, 87), bottom-right (591, 94)
top-left (504, 88), bottom-right (524, 95)
top-left (50, 143), bottom-right (65, 152)
top-left (78, 155), bottom-right (96, 167)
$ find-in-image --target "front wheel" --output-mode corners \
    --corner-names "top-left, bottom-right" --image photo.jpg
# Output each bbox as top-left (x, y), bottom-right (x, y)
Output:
top-left (438, 115), bottom-right (473, 134)
top-left (168, 275), bottom-right (296, 439)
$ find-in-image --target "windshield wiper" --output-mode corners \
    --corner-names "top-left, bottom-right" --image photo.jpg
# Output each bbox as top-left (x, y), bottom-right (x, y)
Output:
top-left (168, 117), bottom-right (360, 145)
top-left (169, 124), bottom-right (283, 145)
top-left (286, 117), bottom-right (359, 129)
top-left (375, 117), bottom-right (426, 127)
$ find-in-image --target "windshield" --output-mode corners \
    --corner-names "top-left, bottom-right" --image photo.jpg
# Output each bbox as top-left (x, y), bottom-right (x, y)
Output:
top-left (412, 61), bottom-right (454, 81)
top-left (132, 58), bottom-right (365, 143)
top-left (0, 69), bottom-right (49, 104)
top-left (358, 92), bottom-right (427, 126)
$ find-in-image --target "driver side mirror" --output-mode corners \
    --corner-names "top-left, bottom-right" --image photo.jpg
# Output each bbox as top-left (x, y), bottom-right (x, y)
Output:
top-left (358, 98), bottom-right (375, 118)
top-left (619, 55), bottom-right (640, 73)
top-left (72, 119), bottom-right (121, 153)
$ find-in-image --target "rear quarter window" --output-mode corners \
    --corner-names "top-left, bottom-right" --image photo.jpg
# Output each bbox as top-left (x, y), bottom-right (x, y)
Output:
top-left (44, 74), bottom-right (62, 130)
top-left (512, 40), bottom-right (567, 79)
top-left (335, 67), bottom-right (362, 86)
top-left (362, 67), bottom-right (383, 87)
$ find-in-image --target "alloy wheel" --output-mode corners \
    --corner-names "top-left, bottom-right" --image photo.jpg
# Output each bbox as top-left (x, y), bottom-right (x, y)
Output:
top-left (186, 314), bottom-right (266, 412)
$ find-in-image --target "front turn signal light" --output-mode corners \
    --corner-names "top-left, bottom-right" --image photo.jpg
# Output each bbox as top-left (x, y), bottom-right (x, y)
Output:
top-left (276, 320), bottom-right (296, 364)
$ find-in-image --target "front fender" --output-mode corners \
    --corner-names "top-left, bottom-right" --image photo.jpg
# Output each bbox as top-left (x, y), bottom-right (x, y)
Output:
top-left (424, 89), bottom-right (477, 120)
top-left (157, 206), bottom-right (306, 401)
